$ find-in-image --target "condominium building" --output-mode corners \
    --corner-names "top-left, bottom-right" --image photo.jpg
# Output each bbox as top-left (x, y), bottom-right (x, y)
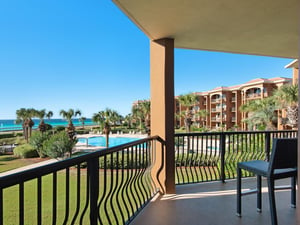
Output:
top-left (175, 77), bottom-right (292, 130)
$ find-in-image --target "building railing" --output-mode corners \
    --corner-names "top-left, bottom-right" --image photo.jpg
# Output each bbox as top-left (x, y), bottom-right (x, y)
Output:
top-left (0, 136), bottom-right (164, 225)
top-left (0, 130), bottom-right (298, 224)
top-left (174, 130), bottom-right (297, 184)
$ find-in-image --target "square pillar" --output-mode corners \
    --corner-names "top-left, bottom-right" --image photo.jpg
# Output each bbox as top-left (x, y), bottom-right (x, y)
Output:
top-left (297, 48), bottom-right (300, 223)
top-left (150, 38), bottom-right (175, 194)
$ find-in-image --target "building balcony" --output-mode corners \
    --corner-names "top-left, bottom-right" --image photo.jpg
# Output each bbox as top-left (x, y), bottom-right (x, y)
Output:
top-left (246, 93), bottom-right (261, 99)
top-left (0, 130), bottom-right (297, 225)
top-left (132, 178), bottom-right (296, 225)
top-left (211, 98), bottom-right (221, 103)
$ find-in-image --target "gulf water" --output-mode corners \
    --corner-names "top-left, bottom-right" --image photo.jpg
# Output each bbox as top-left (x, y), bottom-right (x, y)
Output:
top-left (0, 119), bottom-right (97, 132)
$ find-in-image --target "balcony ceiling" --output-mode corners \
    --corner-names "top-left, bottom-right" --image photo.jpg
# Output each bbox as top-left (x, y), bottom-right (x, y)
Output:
top-left (113, 0), bottom-right (299, 58)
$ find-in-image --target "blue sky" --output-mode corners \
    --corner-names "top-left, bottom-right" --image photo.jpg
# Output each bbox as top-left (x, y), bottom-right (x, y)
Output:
top-left (0, 0), bottom-right (294, 119)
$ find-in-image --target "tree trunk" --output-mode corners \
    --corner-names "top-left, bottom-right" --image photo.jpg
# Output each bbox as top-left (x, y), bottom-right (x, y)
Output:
top-left (103, 122), bottom-right (111, 148)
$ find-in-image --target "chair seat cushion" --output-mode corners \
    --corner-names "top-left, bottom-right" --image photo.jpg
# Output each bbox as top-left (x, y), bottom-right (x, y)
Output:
top-left (238, 160), bottom-right (297, 179)
top-left (238, 160), bottom-right (268, 176)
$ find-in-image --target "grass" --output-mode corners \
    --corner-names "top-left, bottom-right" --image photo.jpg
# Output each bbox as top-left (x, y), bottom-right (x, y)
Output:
top-left (2, 169), bottom-right (154, 225)
top-left (0, 154), bottom-right (154, 225)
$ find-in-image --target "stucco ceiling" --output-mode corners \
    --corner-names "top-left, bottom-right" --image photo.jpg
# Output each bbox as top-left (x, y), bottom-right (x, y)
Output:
top-left (113, 0), bottom-right (299, 58)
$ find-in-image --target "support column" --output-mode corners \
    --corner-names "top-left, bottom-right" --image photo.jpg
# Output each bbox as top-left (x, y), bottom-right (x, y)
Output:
top-left (297, 29), bottom-right (300, 223)
top-left (150, 38), bottom-right (175, 194)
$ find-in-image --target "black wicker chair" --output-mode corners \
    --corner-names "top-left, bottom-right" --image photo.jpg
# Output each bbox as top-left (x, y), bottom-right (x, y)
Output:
top-left (237, 138), bottom-right (297, 225)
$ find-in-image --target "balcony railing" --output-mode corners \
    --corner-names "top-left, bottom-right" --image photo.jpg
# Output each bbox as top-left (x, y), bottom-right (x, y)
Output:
top-left (174, 130), bottom-right (297, 184)
top-left (0, 130), bottom-right (297, 224)
top-left (0, 136), bottom-right (164, 225)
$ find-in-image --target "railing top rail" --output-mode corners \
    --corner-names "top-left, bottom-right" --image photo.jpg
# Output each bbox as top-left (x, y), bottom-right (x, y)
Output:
top-left (0, 135), bottom-right (163, 188)
top-left (174, 130), bottom-right (298, 137)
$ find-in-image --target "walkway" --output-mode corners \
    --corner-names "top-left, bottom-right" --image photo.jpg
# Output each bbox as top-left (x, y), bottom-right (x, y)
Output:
top-left (0, 158), bottom-right (58, 177)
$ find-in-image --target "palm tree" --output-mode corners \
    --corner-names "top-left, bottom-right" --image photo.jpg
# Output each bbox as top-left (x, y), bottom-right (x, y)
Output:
top-left (79, 117), bottom-right (86, 129)
top-left (92, 108), bottom-right (118, 147)
top-left (36, 109), bottom-right (47, 133)
top-left (27, 108), bottom-right (37, 138)
top-left (124, 113), bottom-right (134, 129)
top-left (15, 108), bottom-right (37, 142)
top-left (194, 109), bottom-right (209, 128)
top-left (132, 104), bottom-right (144, 131)
top-left (273, 84), bottom-right (298, 129)
top-left (178, 93), bottom-right (198, 132)
top-left (109, 110), bottom-right (122, 130)
top-left (15, 108), bottom-right (29, 141)
top-left (59, 109), bottom-right (81, 139)
top-left (240, 98), bottom-right (277, 130)
top-left (132, 100), bottom-right (151, 134)
top-left (46, 111), bottom-right (53, 120)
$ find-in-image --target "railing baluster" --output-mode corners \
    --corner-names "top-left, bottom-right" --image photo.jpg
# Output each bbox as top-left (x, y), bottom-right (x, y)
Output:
top-left (88, 157), bottom-right (99, 225)
top-left (265, 132), bottom-right (271, 161)
top-left (37, 177), bottom-right (42, 225)
top-left (63, 168), bottom-right (70, 225)
top-left (0, 188), bottom-right (3, 225)
top-left (70, 165), bottom-right (81, 225)
top-left (52, 172), bottom-right (57, 225)
top-left (19, 182), bottom-right (24, 225)
top-left (220, 133), bottom-right (226, 183)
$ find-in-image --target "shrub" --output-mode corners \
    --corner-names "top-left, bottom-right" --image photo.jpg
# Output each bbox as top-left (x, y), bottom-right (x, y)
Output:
top-left (54, 126), bottom-right (65, 133)
top-left (44, 123), bottom-right (53, 131)
top-left (0, 133), bottom-right (15, 139)
top-left (13, 144), bottom-right (39, 158)
top-left (29, 131), bottom-right (51, 157)
top-left (43, 131), bottom-right (77, 159)
top-left (75, 129), bottom-right (89, 134)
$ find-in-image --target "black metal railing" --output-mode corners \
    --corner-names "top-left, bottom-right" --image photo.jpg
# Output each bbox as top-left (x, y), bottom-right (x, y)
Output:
top-left (175, 130), bottom-right (297, 184)
top-left (0, 136), bottom-right (164, 225)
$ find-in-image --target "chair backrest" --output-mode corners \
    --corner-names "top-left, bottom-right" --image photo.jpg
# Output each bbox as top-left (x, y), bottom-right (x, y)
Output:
top-left (268, 138), bottom-right (297, 173)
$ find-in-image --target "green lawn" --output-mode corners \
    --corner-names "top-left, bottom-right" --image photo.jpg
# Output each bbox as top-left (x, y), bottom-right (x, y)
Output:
top-left (0, 154), bottom-right (154, 225)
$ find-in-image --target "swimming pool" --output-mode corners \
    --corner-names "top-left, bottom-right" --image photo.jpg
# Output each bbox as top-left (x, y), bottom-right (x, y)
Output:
top-left (77, 136), bottom-right (141, 147)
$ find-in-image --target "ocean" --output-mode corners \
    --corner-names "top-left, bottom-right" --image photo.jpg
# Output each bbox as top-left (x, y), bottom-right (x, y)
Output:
top-left (0, 119), bottom-right (97, 132)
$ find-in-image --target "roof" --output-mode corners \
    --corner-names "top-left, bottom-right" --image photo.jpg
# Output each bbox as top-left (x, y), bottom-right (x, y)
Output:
top-left (203, 77), bottom-right (291, 94)
top-left (113, 0), bottom-right (299, 58)
top-left (285, 59), bottom-right (299, 69)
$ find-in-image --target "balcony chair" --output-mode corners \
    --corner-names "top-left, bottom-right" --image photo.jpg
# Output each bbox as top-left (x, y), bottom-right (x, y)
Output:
top-left (236, 138), bottom-right (297, 225)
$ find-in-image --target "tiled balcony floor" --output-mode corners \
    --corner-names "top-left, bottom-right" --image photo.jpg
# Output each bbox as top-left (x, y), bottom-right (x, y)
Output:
top-left (132, 178), bottom-right (297, 225)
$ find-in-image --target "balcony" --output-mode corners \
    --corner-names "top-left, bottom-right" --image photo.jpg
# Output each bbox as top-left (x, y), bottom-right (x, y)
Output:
top-left (246, 93), bottom-right (261, 99)
top-left (131, 178), bottom-right (296, 225)
top-left (211, 98), bottom-right (221, 103)
top-left (0, 130), bottom-right (297, 225)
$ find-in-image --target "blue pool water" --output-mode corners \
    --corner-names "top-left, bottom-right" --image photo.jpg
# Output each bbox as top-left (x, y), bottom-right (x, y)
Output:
top-left (78, 136), bottom-right (140, 147)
